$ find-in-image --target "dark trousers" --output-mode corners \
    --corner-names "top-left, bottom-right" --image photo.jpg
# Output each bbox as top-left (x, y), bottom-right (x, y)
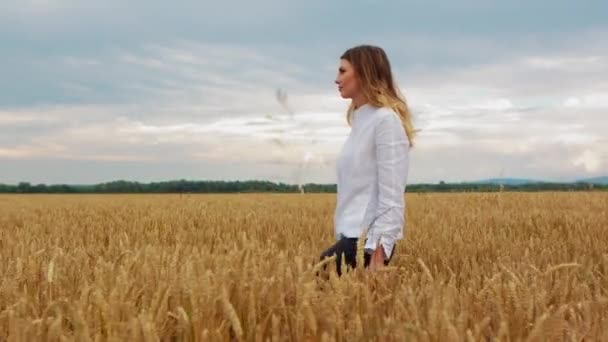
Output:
top-left (319, 237), bottom-right (395, 276)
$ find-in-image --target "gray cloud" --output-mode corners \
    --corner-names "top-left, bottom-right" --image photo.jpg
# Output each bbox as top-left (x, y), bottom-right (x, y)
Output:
top-left (3, 1), bottom-right (606, 43)
top-left (1, 1), bottom-right (607, 184)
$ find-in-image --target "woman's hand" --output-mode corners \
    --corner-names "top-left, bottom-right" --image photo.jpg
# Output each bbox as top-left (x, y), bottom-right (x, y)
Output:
top-left (368, 245), bottom-right (386, 271)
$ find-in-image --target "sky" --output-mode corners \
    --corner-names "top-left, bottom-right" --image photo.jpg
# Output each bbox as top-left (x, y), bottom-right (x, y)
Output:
top-left (1, 0), bottom-right (607, 185)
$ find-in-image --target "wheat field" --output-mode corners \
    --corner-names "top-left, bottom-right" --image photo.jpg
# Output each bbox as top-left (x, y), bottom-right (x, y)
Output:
top-left (1, 192), bottom-right (607, 341)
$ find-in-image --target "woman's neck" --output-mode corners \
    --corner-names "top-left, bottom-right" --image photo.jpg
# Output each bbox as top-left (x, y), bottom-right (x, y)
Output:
top-left (352, 94), bottom-right (368, 109)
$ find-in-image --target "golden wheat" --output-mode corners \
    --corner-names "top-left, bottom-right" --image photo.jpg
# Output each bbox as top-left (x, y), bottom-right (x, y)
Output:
top-left (0, 192), bottom-right (607, 340)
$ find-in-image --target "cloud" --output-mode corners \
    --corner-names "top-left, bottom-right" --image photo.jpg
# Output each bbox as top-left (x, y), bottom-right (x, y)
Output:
top-left (522, 55), bottom-right (603, 71)
top-left (0, 103), bottom-right (346, 173)
top-left (3, 38), bottom-right (608, 183)
top-left (0, 37), bottom-right (350, 179)
top-left (1, 1), bottom-right (608, 184)
top-left (0, 113), bottom-right (59, 125)
top-left (573, 150), bottom-right (603, 172)
top-left (403, 46), bottom-right (608, 182)
top-left (563, 93), bottom-right (608, 108)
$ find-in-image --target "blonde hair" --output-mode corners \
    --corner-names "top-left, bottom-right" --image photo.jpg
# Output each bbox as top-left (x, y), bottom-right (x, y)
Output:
top-left (341, 45), bottom-right (415, 146)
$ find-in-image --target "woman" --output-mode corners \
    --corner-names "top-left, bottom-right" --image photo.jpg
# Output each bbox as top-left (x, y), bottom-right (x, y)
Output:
top-left (319, 45), bottom-right (415, 276)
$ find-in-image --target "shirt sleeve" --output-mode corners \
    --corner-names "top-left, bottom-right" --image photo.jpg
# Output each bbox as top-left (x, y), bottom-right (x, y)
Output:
top-left (364, 111), bottom-right (409, 259)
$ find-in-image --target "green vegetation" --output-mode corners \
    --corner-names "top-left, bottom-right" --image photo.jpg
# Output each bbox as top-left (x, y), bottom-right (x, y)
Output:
top-left (0, 179), bottom-right (604, 193)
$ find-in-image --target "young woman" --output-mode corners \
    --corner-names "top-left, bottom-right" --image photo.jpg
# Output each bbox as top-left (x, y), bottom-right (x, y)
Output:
top-left (319, 45), bottom-right (415, 276)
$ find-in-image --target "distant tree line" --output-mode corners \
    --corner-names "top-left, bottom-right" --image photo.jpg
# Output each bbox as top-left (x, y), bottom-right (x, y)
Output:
top-left (0, 180), bottom-right (604, 194)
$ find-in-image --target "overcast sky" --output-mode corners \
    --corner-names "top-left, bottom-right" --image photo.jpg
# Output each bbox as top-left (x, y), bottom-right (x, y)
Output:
top-left (1, 1), bottom-right (607, 185)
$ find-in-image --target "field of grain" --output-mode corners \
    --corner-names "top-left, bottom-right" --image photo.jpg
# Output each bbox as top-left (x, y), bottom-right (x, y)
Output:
top-left (1, 192), bottom-right (607, 341)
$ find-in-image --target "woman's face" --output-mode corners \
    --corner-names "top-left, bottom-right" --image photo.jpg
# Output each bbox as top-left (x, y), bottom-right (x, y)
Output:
top-left (335, 59), bottom-right (361, 99)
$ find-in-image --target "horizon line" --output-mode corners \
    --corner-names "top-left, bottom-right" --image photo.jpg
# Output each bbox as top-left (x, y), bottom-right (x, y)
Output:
top-left (1, 176), bottom-right (606, 187)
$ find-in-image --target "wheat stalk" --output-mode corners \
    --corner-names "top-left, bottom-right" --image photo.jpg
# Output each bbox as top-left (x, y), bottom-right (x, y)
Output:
top-left (221, 287), bottom-right (243, 339)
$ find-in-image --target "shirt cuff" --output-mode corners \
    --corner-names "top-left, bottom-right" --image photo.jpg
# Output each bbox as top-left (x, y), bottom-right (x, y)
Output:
top-left (364, 234), bottom-right (395, 261)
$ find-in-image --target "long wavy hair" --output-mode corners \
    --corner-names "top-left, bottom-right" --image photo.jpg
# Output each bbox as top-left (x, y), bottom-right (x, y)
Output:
top-left (341, 45), bottom-right (415, 146)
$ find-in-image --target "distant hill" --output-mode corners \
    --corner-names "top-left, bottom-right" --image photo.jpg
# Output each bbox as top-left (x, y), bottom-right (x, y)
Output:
top-left (576, 176), bottom-right (608, 185)
top-left (470, 176), bottom-right (608, 185)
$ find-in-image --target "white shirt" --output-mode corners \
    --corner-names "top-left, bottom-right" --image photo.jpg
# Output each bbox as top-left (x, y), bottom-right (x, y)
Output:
top-left (334, 103), bottom-right (410, 259)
